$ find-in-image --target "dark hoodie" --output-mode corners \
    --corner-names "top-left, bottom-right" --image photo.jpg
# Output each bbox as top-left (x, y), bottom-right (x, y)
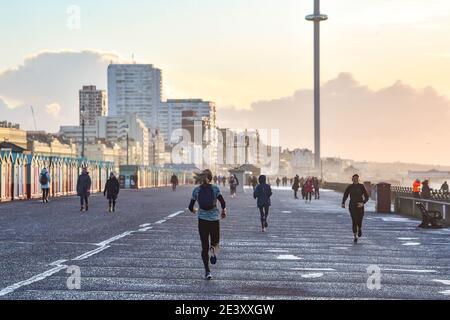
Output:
top-left (253, 175), bottom-right (273, 208)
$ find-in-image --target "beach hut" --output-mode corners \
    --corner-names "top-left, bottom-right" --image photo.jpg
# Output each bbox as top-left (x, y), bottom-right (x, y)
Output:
top-left (12, 153), bottom-right (28, 200)
top-left (0, 150), bottom-right (13, 202)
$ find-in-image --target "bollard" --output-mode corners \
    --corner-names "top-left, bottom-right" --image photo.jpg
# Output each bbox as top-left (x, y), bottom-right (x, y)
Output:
top-left (376, 182), bottom-right (392, 213)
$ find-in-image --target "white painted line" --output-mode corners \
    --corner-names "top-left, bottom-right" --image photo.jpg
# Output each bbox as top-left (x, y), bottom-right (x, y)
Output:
top-left (96, 231), bottom-right (133, 247)
top-left (440, 290), bottom-right (450, 296)
top-left (154, 220), bottom-right (167, 224)
top-left (383, 268), bottom-right (437, 273)
top-left (138, 227), bottom-right (153, 232)
top-left (291, 268), bottom-right (335, 272)
top-left (277, 255), bottom-right (302, 261)
top-left (301, 273), bottom-right (324, 279)
top-left (282, 211), bottom-right (292, 214)
top-left (73, 245), bottom-right (111, 261)
top-left (266, 249), bottom-right (289, 253)
top-left (49, 260), bottom-right (67, 266)
top-left (398, 237), bottom-right (419, 241)
top-left (140, 223), bottom-right (152, 228)
top-left (433, 280), bottom-right (450, 285)
top-left (167, 211), bottom-right (184, 219)
top-left (0, 265), bottom-right (67, 297)
top-left (402, 242), bottom-right (421, 246)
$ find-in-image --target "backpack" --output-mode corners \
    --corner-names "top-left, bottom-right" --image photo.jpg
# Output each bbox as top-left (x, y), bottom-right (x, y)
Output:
top-left (40, 174), bottom-right (48, 185)
top-left (198, 185), bottom-right (216, 211)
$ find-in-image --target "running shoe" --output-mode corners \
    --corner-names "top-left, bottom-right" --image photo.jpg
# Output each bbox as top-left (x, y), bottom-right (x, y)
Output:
top-left (205, 272), bottom-right (213, 281)
top-left (210, 246), bottom-right (218, 265)
top-left (358, 229), bottom-right (362, 238)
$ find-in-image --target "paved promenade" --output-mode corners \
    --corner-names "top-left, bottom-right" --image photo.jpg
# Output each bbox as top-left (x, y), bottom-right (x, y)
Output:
top-left (0, 186), bottom-right (449, 300)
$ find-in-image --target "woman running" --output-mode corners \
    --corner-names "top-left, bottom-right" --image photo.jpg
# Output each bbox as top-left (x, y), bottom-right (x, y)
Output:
top-left (342, 174), bottom-right (369, 244)
top-left (189, 169), bottom-right (227, 280)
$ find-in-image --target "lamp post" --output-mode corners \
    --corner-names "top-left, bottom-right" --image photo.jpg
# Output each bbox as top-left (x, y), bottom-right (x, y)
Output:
top-left (80, 108), bottom-right (86, 158)
top-left (125, 126), bottom-right (130, 166)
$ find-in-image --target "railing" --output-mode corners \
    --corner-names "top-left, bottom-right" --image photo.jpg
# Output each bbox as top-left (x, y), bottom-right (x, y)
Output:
top-left (391, 186), bottom-right (450, 202)
top-left (394, 196), bottom-right (450, 225)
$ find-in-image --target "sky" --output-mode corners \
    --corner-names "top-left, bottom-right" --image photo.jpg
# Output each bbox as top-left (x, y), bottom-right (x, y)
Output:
top-left (1, 0), bottom-right (450, 165)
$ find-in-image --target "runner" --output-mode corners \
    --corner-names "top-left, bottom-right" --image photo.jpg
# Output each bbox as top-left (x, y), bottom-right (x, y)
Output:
top-left (342, 174), bottom-right (369, 244)
top-left (188, 169), bottom-right (227, 280)
top-left (253, 175), bottom-right (273, 232)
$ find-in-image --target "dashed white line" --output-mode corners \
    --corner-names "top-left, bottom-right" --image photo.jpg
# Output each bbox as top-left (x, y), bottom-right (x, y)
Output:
top-left (291, 268), bottom-right (336, 272)
top-left (96, 231), bottom-right (134, 247)
top-left (73, 245), bottom-right (111, 261)
top-left (277, 255), bottom-right (302, 261)
top-left (154, 220), bottom-right (167, 224)
top-left (383, 268), bottom-right (437, 273)
top-left (433, 279), bottom-right (450, 285)
top-left (140, 223), bottom-right (152, 228)
top-left (138, 227), bottom-right (153, 232)
top-left (0, 265), bottom-right (67, 297)
top-left (167, 211), bottom-right (184, 219)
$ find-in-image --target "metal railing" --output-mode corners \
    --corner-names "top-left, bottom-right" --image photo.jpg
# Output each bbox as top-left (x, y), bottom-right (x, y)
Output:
top-left (394, 195), bottom-right (450, 225)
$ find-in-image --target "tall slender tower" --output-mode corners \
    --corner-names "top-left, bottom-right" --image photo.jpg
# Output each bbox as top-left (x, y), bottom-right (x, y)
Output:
top-left (306, 0), bottom-right (328, 171)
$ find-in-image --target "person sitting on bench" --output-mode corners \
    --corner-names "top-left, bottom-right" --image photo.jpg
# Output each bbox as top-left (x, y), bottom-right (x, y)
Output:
top-left (416, 202), bottom-right (444, 229)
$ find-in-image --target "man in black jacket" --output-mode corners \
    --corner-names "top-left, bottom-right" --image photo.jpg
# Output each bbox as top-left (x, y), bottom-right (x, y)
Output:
top-left (342, 174), bottom-right (369, 244)
top-left (104, 172), bottom-right (120, 212)
top-left (77, 167), bottom-right (92, 212)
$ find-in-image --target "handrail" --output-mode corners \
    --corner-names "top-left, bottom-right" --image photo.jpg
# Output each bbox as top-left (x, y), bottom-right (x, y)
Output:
top-left (395, 196), bottom-right (450, 207)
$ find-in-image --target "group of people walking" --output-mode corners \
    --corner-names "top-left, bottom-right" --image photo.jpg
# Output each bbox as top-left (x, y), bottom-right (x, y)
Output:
top-left (39, 167), bottom-right (120, 213)
top-left (291, 176), bottom-right (321, 202)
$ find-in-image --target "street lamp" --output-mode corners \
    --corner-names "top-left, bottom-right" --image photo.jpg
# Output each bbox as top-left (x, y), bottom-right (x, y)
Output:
top-left (125, 126), bottom-right (130, 166)
top-left (80, 107), bottom-right (86, 158)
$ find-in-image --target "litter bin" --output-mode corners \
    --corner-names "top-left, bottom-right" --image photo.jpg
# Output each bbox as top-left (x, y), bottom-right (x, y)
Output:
top-left (376, 182), bottom-right (391, 213)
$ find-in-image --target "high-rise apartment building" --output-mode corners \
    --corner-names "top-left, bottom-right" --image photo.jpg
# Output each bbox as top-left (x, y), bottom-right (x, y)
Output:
top-left (79, 85), bottom-right (107, 126)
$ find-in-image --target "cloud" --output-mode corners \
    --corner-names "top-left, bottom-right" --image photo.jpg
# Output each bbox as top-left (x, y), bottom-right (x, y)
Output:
top-left (0, 50), bottom-right (127, 132)
top-left (45, 102), bottom-right (62, 117)
top-left (217, 73), bottom-right (450, 165)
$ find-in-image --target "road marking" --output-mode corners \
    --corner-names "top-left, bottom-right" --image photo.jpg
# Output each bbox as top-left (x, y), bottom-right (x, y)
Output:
top-left (402, 242), bottom-right (421, 246)
top-left (0, 209), bottom-right (185, 297)
top-left (282, 211), bottom-right (292, 214)
top-left (140, 223), bottom-right (152, 228)
top-left (0, 265), bottom-right (67, 297)
top-left (167, 211), bottom-right (184, 219)
top-left (383, 268), bottom-right (437, 273)
top-left (277, 255), bottom-right (302, 260)
top-left (49, 260), bottom-right (67, 266)
top-left (301, 273), bottom-right (324, 279)
top-left (96, 231), bottom-right (134, 247)
top-left (266, 249), bottom-right (289, 253)
top-left (440, 290), bottom-right (450, 296)
top-left (433, 280), bottom-right (450, 285)
top-left (139, 227), bottom-right (153, 232)
top-left (73, 245), bottom-right (111, 261)
top-left (291, 268), bottom-right (335, 272)
top-left (398, 237), bottom-right (419, 241)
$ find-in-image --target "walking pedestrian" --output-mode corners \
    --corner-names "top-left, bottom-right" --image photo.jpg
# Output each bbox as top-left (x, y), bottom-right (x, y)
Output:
top-left (342, 174), bottom-right (369, 244)
top-left (292, 175), bottom-right (300, 199)
top-left (77, 167), bottom-right (92, 212)
top-left (422, 180), bottom-right (431, 199)
top-left (39, 168), bottom-right (51, 203)
top-left (304, 178), bottom-right (314, 203)
top-left (276, 177), bottom-right (281, 188)
top-left (103, 172), bottom-right (120, 213)
top-left (413, 179), bottom-right (421, 198)
top-left (314, 177), bottom-right (321, 199)
top-left (171, 173), bottom-right (179, 192)
top-left (254, 175), bottom-right (273, 232)
top-left (222, 176), bottom-right (227, 187)
top-left (188, 169), bottom-right (227, 281)
top-left (229, 175), bottom-right (238, 198)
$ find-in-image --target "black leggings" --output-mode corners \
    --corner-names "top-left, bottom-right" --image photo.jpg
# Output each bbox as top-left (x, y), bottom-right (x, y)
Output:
top-left (350, 205), bottom-right (365, 234)
top-left (42, 188), bottom-right (49, 201)
top-left (198, 219), bottom-right (220, 273)
top-left (259, 206), bottom-right (270, 227)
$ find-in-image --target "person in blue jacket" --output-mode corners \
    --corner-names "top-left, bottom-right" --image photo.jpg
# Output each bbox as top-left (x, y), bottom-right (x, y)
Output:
top-left (254, 175), bottom-right (273, 232)
top-left (40, 168), bottom-right (51, 203)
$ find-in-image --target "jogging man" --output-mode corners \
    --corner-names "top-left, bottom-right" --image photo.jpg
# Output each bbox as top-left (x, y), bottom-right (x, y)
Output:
top-left (189, 169), bottom-right (227, 280)
top-left (342, 174), bottom-right (369, 244)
